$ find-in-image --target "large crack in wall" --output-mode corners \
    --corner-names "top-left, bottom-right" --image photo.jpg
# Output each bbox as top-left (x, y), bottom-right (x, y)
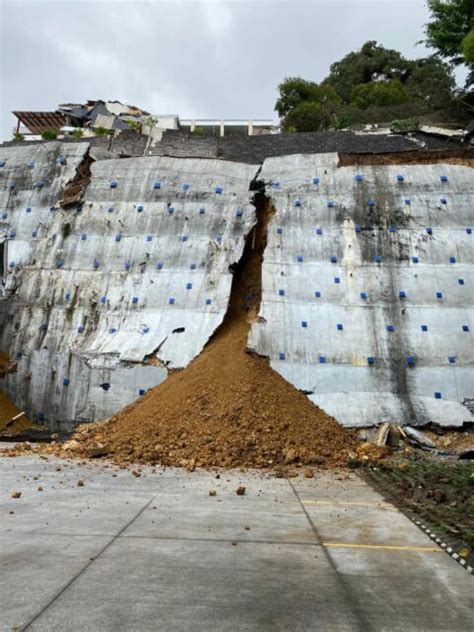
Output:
top-left (1, 143), bottom-right (473, 434)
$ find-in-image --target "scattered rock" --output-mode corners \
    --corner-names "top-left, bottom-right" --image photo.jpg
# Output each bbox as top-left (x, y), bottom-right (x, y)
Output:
top-left (209, 490), bottom-right (217, 496)
top-left (37, 486), bottom-right (43, 492)
top-left (236, 486), bottom-right (246, 496)
top-left (87, 443), bottom-right (110, 458)
top-left (77, 480), bottom-right (84, 487)
top-left (404, 427), bottom-right (436, 450)
top-left (63, 439), bottom-right (80, 451)
top-left (11, 491), bottom-right (21, 499)
top-left (376, 423), bottom-right (390, 447)
top-left (304, 468), bottom-right (315, 479)
top-left (283, 448), bottom-right (298, 464)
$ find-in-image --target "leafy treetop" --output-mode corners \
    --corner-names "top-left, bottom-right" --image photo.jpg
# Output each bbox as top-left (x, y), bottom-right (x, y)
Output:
top-left (275, 40), bottom-right (456, 132)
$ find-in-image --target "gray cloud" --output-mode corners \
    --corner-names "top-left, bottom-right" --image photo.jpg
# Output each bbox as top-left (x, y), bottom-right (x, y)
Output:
top-left (1, 0), bottom-right (433, 140)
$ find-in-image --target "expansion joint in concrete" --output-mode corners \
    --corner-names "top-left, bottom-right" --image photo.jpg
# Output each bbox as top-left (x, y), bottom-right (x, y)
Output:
top-left (22, 485), bottom-right (171, 630)
top-left (287, 478), bottom-right (369, 632)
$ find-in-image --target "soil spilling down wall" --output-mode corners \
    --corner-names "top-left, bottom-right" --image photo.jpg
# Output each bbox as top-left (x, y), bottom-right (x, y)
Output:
top-left (46, 187), bottom-right (357, 469)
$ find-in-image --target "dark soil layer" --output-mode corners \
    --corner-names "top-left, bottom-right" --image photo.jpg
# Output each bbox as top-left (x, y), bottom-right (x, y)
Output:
top-left (339, 149), bottom-right (474, 168)
top-left (362, 458), bottom-right (474, 564)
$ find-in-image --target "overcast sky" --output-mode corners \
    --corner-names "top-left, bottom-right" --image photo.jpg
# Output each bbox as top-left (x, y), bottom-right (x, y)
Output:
top-left (1, 0), bottom-right (438, 140)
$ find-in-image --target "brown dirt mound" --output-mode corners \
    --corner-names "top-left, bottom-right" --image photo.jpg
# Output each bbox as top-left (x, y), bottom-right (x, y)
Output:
top-left (50, 194), bottom-right (357, 469)
top-left (0, 389), bottom-right (38, 435)
top-left (1, 351), bottom-right (41, 435)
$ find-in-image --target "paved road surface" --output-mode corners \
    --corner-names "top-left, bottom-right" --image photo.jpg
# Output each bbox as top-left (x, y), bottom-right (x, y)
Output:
top-left (1, 454), bottom-right (472, 631)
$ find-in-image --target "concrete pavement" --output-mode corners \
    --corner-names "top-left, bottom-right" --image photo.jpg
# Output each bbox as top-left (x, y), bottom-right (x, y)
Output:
top-left (0, 453), bottom-right (472, 631)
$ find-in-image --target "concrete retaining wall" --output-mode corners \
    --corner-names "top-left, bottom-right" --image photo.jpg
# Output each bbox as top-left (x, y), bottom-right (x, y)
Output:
top-left (1, 142), bottom-right (472, 430)
top-left (0, 142), bottom-right (257, 431)
top-left (250, 153), bottom-right (474, 427)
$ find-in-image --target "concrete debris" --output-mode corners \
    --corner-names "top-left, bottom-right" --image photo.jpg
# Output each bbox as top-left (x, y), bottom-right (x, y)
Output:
top-left (404, 426), bottom-right (437, 450)
top-left (376, 423), bottom-right (390, 447)
top-left (87, 443), bottom-right (110, 458)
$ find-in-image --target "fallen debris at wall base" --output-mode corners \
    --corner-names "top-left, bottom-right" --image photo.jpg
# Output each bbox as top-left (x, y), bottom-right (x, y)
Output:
top-left (6, 193), bottom-right (358, 470)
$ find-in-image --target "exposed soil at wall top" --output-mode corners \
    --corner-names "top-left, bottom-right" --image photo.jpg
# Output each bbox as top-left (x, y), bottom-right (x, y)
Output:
top-left (339, 149), bottom-right (474, 168)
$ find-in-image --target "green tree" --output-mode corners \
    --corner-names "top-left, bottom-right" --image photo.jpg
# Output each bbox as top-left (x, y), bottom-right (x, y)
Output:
top-left (274, 40), bottom-right (457, 132)
top-left (275, 77), bottom-right (324, 117)
top-left (351, 79), bottom-right (408, 109)
top-left (276, 78), bottom-right (341, 131)
top-left (462, 30), bottom-right (474, 61)
top-left (403, 57), bottom-right (455, 107)
top-left (326, 41), bottom-right (409, 103)
top-left (283, 101), bottom-right (329, 132)
top-left (425, 0), bottom-right (474, 65)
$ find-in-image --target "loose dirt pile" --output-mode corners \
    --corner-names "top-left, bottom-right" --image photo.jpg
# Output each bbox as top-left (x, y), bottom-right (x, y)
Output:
top-left (29, 194), bottom-right (358, 470)
top-left (0, 389), bottom-right (37, 435)
top-left (0, 352), bottom-right (40, 435)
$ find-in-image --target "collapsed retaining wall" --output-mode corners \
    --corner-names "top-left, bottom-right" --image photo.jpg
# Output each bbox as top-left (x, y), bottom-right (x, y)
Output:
top-left (0, 142), bottom-right (258, 431)
top-left (1, 142), bottom-right (473, 431)
top-left (249, 153), bottom-right (474, 428)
